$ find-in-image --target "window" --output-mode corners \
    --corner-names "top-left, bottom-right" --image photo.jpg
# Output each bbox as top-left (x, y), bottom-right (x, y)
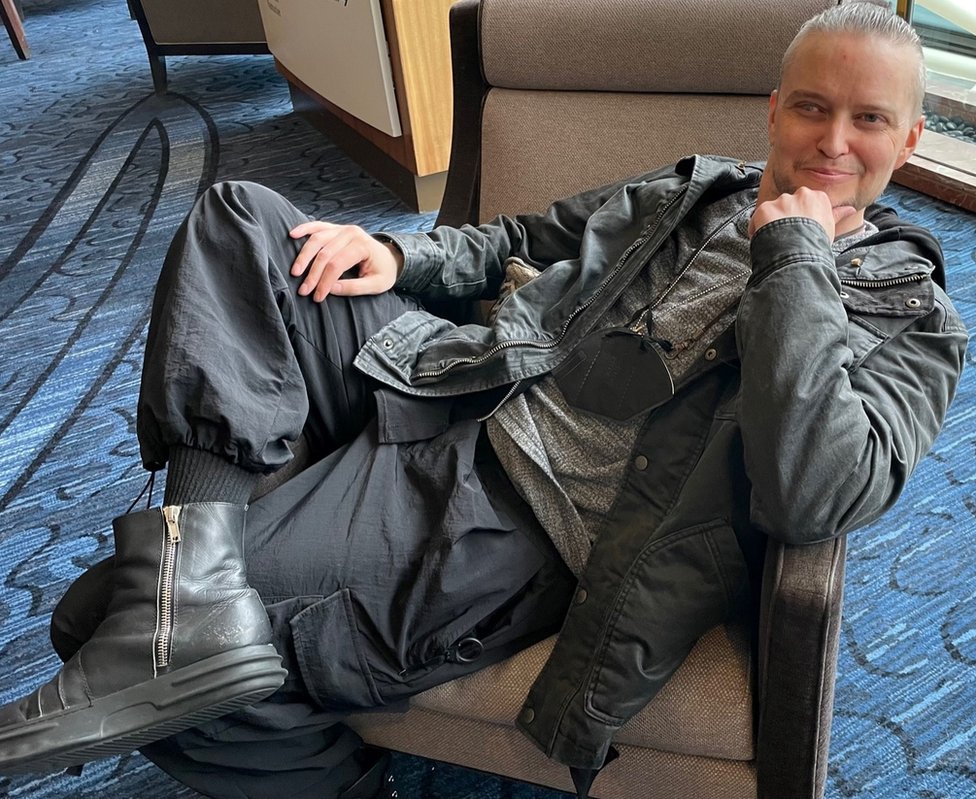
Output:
top-left (892, 0), bottom-right (976, 211)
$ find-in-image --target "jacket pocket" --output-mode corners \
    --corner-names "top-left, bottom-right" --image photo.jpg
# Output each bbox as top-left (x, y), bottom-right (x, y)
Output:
top-left (290, 588), bottom-right (384, 712)
top-left (584, 521), bottom-right (747, 725)
top-left (374, 388), bottom-right (455, 443)
top-left (846, 314), bottom-right (888, 371)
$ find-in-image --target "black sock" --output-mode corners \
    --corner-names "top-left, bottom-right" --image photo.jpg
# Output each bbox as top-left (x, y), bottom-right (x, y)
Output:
top-left (163, 446), bottom-right (260, 507)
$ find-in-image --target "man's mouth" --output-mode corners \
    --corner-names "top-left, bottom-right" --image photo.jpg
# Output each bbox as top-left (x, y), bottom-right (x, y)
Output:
top-left (801, 167), bottom-right (857, 184)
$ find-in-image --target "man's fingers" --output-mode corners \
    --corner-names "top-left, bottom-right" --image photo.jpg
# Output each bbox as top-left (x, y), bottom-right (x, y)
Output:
top-left (290, 223), bottom-right (345, 276)
top-left (302, 241), bottom-right (361, 299)
top-left (295, 230), bottom-right (357, 287)
top-left (289, 221), bottom-right (336, 238)
top-left (328, 275), bottom-right (385, 296)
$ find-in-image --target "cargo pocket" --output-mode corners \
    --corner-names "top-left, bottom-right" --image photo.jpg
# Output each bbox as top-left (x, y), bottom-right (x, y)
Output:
top-left (290, 588), bottom-right (383, 712)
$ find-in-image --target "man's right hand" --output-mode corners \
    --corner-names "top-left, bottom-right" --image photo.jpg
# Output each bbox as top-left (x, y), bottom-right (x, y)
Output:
top-left (289, 222), bottom-right (403, 302)
top-left (749, 186), bottom-right (857, 242)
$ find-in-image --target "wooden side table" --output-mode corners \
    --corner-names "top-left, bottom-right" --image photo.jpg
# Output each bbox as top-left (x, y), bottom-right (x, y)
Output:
top-left (267, 0), bottom-right (456, 212)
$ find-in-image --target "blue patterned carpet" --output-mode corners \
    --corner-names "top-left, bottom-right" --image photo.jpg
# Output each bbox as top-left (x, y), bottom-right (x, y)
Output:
top-left (1, 1), bottom-right (975, 797)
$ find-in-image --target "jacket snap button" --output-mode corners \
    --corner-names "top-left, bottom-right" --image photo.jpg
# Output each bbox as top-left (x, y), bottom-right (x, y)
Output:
top-left (521, 708), bottom-right (535, 724)
top-left (839, 291), bottom-right (850, 299)
top-left (850, 257), bottom-right (863, 267)
top-left (905, 298), bottom-right (921, 309)
top-left (382, 339), bottom-right (394, 349)
top-left (634, 455), bottom-right (648, 471)
top-left (704, 348), bottom-right (717, 361)
top-left (575, 588), bottom-right (588, 605)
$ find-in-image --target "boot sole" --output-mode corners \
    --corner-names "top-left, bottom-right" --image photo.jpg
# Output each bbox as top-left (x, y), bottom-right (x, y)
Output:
top-left (0, 643), bottom-right (287, 774)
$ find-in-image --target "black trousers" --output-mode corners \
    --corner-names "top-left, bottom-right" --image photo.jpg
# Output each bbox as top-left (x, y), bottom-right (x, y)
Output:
top-left (54, 182), bottom-right (575, 798)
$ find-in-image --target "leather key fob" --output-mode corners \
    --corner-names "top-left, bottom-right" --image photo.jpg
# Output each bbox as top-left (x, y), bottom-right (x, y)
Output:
top-left (552, 327), bottom-right (674, 422)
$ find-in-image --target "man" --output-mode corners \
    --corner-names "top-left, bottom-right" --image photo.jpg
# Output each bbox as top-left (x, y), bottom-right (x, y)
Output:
top-left (0, 3), bottom-right (967, 798)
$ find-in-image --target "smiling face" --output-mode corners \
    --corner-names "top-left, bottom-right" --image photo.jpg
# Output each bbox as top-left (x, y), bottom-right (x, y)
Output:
top-left (762, 31), bottom-right (925, 235)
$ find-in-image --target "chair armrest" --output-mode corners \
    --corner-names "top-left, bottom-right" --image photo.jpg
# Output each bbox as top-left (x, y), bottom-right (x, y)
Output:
top-left (436, 0), bottom-right (484, 228)
top-left (756, 536), bottom-right (847, 799)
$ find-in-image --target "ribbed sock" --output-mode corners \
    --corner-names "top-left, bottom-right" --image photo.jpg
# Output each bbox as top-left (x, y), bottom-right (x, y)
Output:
top-left (163, 446), bottom-right (260, 507)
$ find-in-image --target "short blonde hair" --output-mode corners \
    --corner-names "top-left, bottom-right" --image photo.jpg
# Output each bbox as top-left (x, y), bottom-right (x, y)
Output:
top-left (781, 1), bottom-right (926, 115)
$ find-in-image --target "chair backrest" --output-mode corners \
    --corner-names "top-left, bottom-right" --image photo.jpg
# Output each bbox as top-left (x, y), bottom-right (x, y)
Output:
top-left (437, 0), bottom-right (836, 227)
top-left (138, 0), bottom-right (266, 45)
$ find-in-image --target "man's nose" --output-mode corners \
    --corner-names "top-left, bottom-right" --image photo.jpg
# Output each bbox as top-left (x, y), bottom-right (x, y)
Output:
top-left (817, 117), bottom-right (851, 158)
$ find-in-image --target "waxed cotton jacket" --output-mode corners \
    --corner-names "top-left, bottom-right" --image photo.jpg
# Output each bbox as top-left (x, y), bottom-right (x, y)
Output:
top-left (355, 155), bottom-right (968, 770)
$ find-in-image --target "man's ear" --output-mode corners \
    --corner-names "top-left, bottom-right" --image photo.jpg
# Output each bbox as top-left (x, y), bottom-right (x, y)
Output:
top-left (895, 115), bottom-right (925, 169)
top-left (767, 89), bottom-right (779, 144)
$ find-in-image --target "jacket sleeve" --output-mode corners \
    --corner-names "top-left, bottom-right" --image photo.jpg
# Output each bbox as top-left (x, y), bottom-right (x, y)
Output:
top-left (736, 217), bottom-right (968, 545)
top-left (381, 168), bottom-right (671, 302)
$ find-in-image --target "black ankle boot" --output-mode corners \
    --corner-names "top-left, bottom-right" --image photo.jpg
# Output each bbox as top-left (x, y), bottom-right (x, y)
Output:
top-left (0, 503), bottom-right (287, 774)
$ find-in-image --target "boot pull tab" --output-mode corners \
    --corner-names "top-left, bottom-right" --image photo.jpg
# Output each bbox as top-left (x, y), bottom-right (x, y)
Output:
top-left (163, 505), bottom-right (182, 543)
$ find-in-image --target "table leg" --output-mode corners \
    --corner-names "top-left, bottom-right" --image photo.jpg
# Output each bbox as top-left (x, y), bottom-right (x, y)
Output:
top-left (0, 0), bottom-right (30, 60)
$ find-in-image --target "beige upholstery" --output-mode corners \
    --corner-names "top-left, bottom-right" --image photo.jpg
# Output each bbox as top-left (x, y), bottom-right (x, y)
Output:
top-left (352, 711), bottom-right (757, 799)
top-left (349, 620), bottom-right (756, 798)
top-left (405, 621), bottom-right (754, 760)
top-left (346, 1), bottom-right (849, 798)
top-left (479, 90), bottom-right (771, 221)
top-left (479, 0), bottom-right (825, 93)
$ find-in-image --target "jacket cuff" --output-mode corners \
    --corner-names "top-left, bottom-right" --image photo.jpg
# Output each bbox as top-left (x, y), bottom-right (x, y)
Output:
top-left (516, 691), bottom-right (617, 770)
top-left (748, 216), bottom-right (835, 285)
top-left (373, 232), bottom-right (444, 294)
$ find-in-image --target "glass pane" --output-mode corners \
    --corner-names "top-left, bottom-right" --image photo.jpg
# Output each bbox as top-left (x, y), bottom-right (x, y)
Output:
top-left (890, 0), bottom-right (976, 213)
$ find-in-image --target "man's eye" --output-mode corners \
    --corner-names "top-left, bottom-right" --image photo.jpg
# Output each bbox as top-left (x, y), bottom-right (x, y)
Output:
top-left (859, 113), bottom-right (887, 126)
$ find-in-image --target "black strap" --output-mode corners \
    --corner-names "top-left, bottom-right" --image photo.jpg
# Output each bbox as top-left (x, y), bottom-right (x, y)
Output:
top-left (569, 746), bottom-right (619, 799)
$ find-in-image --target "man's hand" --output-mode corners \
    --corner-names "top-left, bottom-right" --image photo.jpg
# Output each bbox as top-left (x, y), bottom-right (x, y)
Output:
top-left (748, 186), bottom-right (857, 241)
top-left (289, 222), bottom-right (403, 302)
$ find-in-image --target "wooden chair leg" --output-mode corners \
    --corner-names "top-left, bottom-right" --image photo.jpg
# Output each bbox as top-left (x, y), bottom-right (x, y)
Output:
top-left (0, 0), bottom-right (30, 60)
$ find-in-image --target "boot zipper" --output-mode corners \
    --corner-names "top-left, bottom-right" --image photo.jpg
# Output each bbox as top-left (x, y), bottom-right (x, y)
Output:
top-left (412, 186), bottom-right (689, 382)
top-left (155, 505), bottom-right (181, 672)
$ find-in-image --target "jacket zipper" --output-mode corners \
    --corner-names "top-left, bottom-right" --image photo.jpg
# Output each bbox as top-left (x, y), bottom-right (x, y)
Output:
top-left (839, 272), bottom-right (926, 289)
top-left (155, 505), bottom-right (182, 672)
top-left (412, 186), bottom-right (690, 382)
top-left (477, 378), bottom-right (524, 422)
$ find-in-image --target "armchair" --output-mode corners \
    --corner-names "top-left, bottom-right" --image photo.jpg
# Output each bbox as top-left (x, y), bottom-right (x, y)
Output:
top-left (345, 1), bottom-right (846, 797)
top-left (127, 0), bottom-right (269, 94)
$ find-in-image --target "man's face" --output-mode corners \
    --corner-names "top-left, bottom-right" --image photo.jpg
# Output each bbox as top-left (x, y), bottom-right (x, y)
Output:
top-left (763, 31), bottom-right (925, 235)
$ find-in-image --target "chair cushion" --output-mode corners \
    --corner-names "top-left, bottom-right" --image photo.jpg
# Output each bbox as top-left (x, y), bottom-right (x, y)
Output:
top-left (408, 619), bottom-right (754, 760)
top-left (350, 710), bottom-right (757, 799)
